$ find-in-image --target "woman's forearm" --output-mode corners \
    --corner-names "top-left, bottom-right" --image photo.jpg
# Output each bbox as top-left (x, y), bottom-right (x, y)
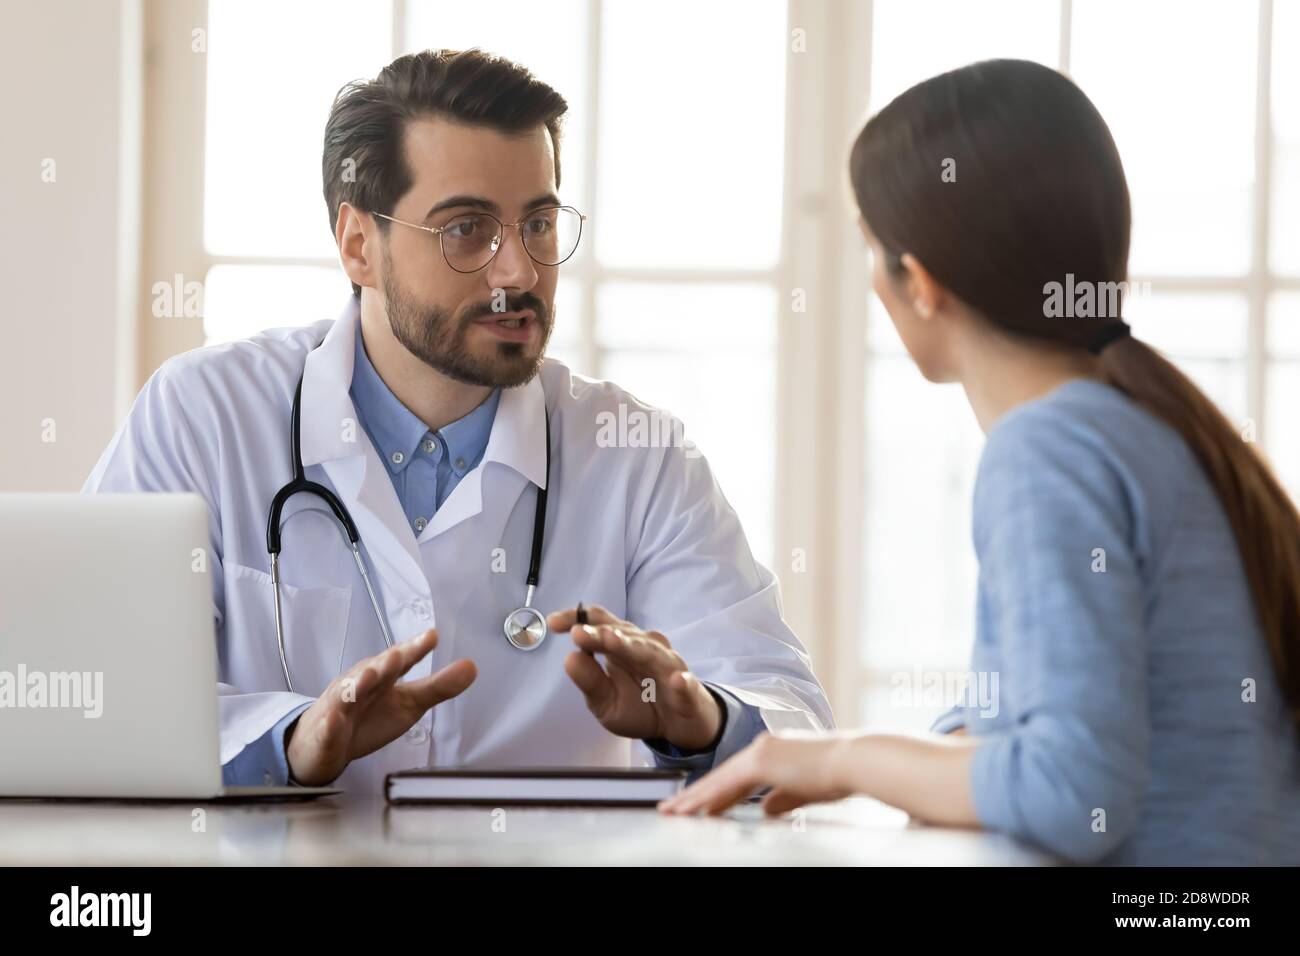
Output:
top-left (832, 732), bottom-right (982, 827)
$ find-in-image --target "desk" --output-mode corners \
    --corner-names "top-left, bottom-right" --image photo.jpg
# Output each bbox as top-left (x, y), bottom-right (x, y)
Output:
top-left (0, 795), bottom-right (1053, 865)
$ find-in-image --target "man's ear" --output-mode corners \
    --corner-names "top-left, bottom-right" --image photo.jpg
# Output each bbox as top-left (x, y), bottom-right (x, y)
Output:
top-left (337, 202), bottom-right (380, 294)
top-left (899, 252), bottom-right (946, 320)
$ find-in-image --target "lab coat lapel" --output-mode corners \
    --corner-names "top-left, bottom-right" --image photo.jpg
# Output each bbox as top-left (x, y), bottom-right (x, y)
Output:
top-left (297, 300), bottom-right (431, 612)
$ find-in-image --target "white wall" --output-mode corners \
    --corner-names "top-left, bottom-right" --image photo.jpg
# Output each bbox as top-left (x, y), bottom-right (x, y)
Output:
top-left (0, 0), bottom-right (142, 491)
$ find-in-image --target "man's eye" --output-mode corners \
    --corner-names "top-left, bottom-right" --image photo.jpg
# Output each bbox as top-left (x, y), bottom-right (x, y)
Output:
top-left (526, 217), bottom-right (554, 235)
top-left (448, 218), bottom-right (482, 238)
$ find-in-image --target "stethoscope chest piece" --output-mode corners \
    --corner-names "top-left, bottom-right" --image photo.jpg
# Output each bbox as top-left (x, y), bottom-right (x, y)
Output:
top-left (503, 603), bottom-right (547, 651)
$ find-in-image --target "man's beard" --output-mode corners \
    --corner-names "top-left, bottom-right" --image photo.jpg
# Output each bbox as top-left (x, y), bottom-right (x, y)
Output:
top-left (382, 270), bottom-right (553, 388)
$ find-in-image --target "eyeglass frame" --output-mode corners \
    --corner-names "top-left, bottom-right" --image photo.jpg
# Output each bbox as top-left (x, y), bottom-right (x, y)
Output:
top-left (370, 205), bottom-right (588, 274)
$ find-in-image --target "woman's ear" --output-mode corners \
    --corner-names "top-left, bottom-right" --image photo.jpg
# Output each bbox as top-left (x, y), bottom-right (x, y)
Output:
top-left (899, 252), bottom-right (946, 320)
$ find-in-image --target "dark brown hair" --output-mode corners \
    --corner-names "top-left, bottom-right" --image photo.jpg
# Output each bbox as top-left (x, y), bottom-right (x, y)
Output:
top-left (322, 48), bottom-right (568, 297)
top-left (850, 58), bottom-right (1300, 733)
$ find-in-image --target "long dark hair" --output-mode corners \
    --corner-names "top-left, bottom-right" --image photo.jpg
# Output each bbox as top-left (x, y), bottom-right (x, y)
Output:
top-left (849, 58), bottom-right (1300, 733)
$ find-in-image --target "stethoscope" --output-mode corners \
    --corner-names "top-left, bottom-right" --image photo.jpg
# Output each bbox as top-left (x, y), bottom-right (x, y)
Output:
top-left (267, 346), bottom-right (552, 694)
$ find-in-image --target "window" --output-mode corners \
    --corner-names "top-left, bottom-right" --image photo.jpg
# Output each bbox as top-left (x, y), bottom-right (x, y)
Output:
top-left (201, 0), bottom-right (392, 340)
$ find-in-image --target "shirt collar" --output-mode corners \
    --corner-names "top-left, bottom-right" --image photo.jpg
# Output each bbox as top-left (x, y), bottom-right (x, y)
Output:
top-left (349, 321), bottom-right (499, 476)
top-left (440, 388), bottom-right (500, 476)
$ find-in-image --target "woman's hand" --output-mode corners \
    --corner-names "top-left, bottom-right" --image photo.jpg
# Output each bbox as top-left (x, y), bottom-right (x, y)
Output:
top-left (657, 728), bottom-right (982, 826)
top-left (657, 731), bottom-right (855, 816)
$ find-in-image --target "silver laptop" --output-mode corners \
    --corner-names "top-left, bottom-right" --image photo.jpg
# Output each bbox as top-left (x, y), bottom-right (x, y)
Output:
top-left (0, 493), bottom-right (337, 801)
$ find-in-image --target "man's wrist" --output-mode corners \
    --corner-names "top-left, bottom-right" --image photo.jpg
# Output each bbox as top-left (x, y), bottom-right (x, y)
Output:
top-left (650, 685), bottom-right (728, 756)
top-left (283, 713), bottom-right (308, 786)
top-left (280, 707), bottom-right (315, 790)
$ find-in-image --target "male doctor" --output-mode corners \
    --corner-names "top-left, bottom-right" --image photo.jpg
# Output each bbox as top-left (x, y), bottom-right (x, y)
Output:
top-left (85, 48), bottom-right (832, 793)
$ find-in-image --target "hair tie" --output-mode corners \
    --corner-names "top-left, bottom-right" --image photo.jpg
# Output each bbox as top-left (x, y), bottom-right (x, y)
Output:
top-left (1087, 321), bottom-right (1131, 355)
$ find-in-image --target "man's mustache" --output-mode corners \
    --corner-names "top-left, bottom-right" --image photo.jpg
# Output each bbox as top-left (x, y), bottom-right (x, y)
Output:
top-left (460, 291), bottom-right (550, 324)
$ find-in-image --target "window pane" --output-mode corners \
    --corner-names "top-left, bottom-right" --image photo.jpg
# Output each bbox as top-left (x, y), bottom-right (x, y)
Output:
top-left (205, 0), bottom-right (392, 258)
top-left (203, 265), bottom-right (350, 345)
top-left (596, 283), bottom-right (776, 565)
top-left (596, 0), bottom-right (786, 270)
top-left (1267, 364), bottom-right (1300, 500)
top-left (1071, 0), bottom-right (1257, 276)
top-left (1124, 291), bottom-right (1249, 423)
top-left (1268, 292), bottom-right (1300, 358)
top-left (870, 0), bottom-right (1060, 111)
top-left (1272, 0), bottom-right (1300, 274)
top-left (862, 293), bottom-right (984, 679)
top-left (546, 277), bottom-right (586, 375)
top-left (1267, 294), bottom-right (1300, 500)
top-left (859, 682), bottom-right (959, 734)
top-left (867, 298), bottom-right (908, 357)
top-left (402, 0), bottom-right (590, 220)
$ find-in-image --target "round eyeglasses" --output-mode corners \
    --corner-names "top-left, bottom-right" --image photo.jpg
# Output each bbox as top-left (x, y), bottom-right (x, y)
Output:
top-left (372, 205), bottom-right (586, 274)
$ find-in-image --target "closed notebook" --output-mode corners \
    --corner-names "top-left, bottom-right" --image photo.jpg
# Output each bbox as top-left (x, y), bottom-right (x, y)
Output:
top-left (385, 767), bottom-right (689, 806)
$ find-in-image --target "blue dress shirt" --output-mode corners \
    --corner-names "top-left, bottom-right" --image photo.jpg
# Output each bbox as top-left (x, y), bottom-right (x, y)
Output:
top-left (224, 326), bottom-right (764, 786)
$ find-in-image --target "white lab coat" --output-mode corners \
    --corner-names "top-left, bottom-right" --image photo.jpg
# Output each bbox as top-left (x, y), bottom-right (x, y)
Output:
top-left (84, 298), bottom-right (832, 793)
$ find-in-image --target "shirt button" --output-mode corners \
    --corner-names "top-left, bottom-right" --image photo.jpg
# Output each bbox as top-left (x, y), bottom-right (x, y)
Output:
top-left (390, 450), bottom-right (405, 465)
top-left (413, 516), bottom-right (427, 533)
top-left (263, 771), bottom-right (273, 786)
top-left (422, 438), bottom-right (436, 454)
top-left (455, 458), bottom-right (466, 470)
top-left (405, 724), bottom-right (429, 744)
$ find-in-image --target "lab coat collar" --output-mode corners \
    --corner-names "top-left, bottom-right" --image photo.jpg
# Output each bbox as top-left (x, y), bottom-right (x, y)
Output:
top-left (296, 300), bottom-right (432, 627)
top-left (483, 372), bottom-right (548, 492)
top-left (299, 297), bottom-right (363, 469)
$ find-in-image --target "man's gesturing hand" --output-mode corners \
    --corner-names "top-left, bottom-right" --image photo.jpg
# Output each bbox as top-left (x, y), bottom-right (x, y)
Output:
top-left (285, 629), bottom-right (476, 786)
top-left (546, 605), bottom-right (722, 751)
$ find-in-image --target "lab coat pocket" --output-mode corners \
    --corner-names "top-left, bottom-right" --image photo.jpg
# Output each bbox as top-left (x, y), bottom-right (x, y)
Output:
top-left (224, 562), bottom-right (353, 699)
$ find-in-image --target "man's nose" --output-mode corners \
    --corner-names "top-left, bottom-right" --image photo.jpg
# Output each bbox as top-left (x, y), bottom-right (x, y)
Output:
top-left (484, 225), bottom-right (539, 293)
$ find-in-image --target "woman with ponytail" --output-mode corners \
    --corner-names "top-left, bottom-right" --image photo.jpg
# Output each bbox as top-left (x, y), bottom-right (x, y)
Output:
top-left (659, 59), bottom-right (1300, 865)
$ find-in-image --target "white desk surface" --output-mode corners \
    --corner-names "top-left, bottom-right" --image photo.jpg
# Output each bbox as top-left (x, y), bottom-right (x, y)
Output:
top-left (0, 795), bottom-right (1054, 866)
